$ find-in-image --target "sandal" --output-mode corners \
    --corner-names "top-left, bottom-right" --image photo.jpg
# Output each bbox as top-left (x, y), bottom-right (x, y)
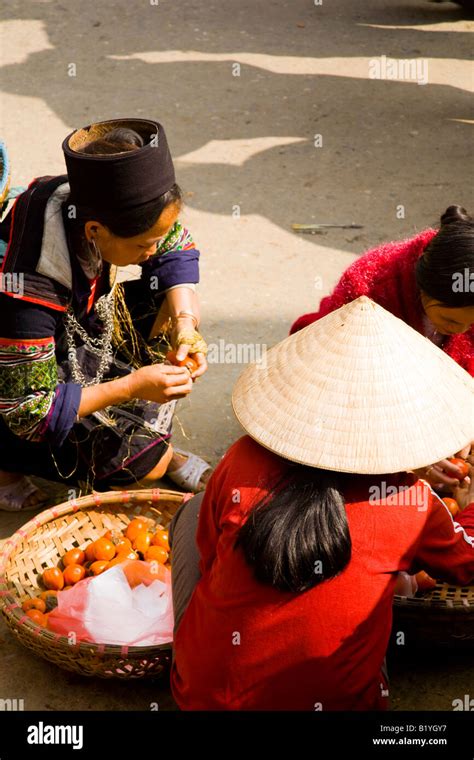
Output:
top-left (166, 448), bottom-right (212, 493)
top-left (0, 475), bottom-right (49, 512)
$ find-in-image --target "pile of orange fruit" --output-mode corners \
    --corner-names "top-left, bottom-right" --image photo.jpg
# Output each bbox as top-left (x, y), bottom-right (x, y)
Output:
top-left (21, 518), bottom-right (170, 627)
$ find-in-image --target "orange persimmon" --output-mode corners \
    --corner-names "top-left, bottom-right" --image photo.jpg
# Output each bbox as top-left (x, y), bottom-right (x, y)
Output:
top-left (42, 567), bottom-right (65, 591)
top-left (132, 531), bottom-right (152, 555)
top-left (448, 457), bottom-right (470, 480)
top-left (25, 609), bottom-right (48, 626)
top-left (92, 538), bottom-right (116, 562)
top-left (151, 530), bottom-right (170, 552)
top-left (145, 546), bottom-right (169, 564)
top-left (125, 518), bottom-right (148, 542)
top-left (88, 560), bottom-right (109, 576)
top-left (63, 564), bottom-right (86, 586)
top-left (85, 543), bottom-right (96, 562)
top-left (114, 536), bottom-right (133, 553)
top-left (166, 350), bottom-right (199, 375)
top-left (21, 597), bottom-right (46, 613)
top-left (62, 548), bottom-right (86, 567)
top-left (442, 497), bottom-right (460, 518)
top-left (39, 590), bottom-right (58, 602)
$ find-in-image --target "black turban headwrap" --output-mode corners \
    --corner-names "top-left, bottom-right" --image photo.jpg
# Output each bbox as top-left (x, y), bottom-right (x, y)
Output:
top-left (62, 118), bottom-right (176, 216)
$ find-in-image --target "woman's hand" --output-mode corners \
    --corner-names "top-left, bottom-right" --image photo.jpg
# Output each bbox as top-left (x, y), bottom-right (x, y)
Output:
top-left (453, 474), bottom-right (474, 511)
top-left (179, 349), bottom-right (208, 380)
top-left (413, 458), bottom-right (470, 491)
top-left (171, 317), bottom-right (208, 380)
top-left (130, 364), bottom-right (193, 403)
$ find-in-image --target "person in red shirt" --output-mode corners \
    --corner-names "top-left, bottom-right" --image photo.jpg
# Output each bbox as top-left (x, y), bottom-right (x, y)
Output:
top-left (289, 205), bottom-right (474, 493)
top-left (169, 297), bottom-right (474, 711)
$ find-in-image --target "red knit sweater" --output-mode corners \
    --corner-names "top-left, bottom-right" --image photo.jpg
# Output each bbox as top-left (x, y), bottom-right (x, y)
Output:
top-left (290, 229), bottom-right (474, 377)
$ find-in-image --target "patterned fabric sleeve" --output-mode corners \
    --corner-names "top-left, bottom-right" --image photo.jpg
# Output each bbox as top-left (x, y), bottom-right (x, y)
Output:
top-left (140, 220), bottom-right (200, 294)
top-left (0, 337), bottom-right (58, 440)
top-left (0, 297), bottom-right (82, 446)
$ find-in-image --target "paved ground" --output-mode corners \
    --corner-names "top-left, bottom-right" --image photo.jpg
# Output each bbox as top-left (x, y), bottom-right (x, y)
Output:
top-left (0, 0), bottom-right (473, 711)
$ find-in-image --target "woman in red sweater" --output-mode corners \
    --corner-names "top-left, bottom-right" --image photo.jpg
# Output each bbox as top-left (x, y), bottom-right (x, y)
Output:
top-left (290, 205), bottom-right (474, 492)
top-left (170, 297), bottom-right (474, 711)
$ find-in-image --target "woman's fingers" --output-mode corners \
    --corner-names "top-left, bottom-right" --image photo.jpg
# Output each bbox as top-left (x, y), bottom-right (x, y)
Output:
top-left (163, 380), bottom-right (193, 399)
top-left (160, 365), bottom-right (192, 383)
top-left (166, 390), bottom-right (193, 401)
top-left (147, 365), bottom-right (193, 398)
top-left (430, 461), bottom-right (464, 487)
top-left (175, 343), bottom-right (192, 362)
top-left (131, 364), bottom-right (194, 404)
top-left (438, 458), bottom-right (468, 480)
top-left (161, 367), bottom-right (193, 395)
top-left (454, 477), bottom-right (474, 511)
top-left (190, 352), bottom-right (208, 379)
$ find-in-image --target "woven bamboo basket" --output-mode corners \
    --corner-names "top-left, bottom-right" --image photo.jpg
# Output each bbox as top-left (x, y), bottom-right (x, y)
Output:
top-left (393, 582), bottom-right (474, 648)
top-left (0, 488), bottom-right (193, 678)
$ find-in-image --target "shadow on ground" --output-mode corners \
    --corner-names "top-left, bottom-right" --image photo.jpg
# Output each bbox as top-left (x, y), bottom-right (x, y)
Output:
top-left (1, 0), bottom-right (472, 255)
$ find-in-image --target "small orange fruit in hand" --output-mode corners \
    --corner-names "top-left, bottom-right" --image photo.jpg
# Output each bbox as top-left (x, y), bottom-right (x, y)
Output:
top-left (25, 609), bottom-right (48, 627)
top-left (145, 546), bottom-right (169, 564)
top-left (63, 564), bottom-right (86, 586)
top-left (22, 597), bottom-right (47, 613)
top-left (442, 497), bottom-right (460, 518)
top-left (415, 571), bottom-right (437, 593)
top-left (63, 548), bottom-right (86, 567)
top-left (133, 531), bottom-right (152, 555)
top-left (166, 350), bottom-right (199, 375)
top-left (125, 518), bottom-right (148, 542)
top-left (89, 560), bottom-right (109, 576)
top-left (448, 457), bottom-right (470, 480)
top-left (151, 530), bottom-right (170, 552)
top-left (42, 567), bottom-right (64, 591)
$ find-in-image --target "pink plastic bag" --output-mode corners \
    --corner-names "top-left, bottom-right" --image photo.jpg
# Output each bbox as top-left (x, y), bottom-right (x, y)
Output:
top-left (48, 560), bottom-right (174, 646)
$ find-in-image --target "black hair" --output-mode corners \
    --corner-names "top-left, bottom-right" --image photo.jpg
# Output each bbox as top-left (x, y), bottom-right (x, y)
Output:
top-left (415, 205), bottom-right (474, 308)
top-left (235, 465), bottom-right (352, 593)
top-left (69, 127), bottom-right (183, 238)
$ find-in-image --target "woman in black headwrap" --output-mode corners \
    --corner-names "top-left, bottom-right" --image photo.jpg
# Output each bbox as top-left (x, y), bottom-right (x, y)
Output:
top-left (0, 118), bottom-right (211, 510)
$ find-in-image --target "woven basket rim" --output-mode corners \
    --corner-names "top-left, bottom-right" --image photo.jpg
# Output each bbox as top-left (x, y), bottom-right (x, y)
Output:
top-left (393, 587), bottom-right (474, 611)
top-left (0, 488), bottom-right (192, 655)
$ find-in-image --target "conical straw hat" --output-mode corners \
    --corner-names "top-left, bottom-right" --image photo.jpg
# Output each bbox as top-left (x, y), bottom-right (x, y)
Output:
top-left (232, 296), bottom-right (474, 474)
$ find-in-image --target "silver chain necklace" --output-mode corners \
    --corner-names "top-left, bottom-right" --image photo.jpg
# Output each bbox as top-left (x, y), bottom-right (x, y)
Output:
top-left (64, 283), bottom-right (117, 387)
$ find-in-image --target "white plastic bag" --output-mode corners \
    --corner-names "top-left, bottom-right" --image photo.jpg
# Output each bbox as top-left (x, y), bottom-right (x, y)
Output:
top-left (48, 560), bottom-right (174, 646)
